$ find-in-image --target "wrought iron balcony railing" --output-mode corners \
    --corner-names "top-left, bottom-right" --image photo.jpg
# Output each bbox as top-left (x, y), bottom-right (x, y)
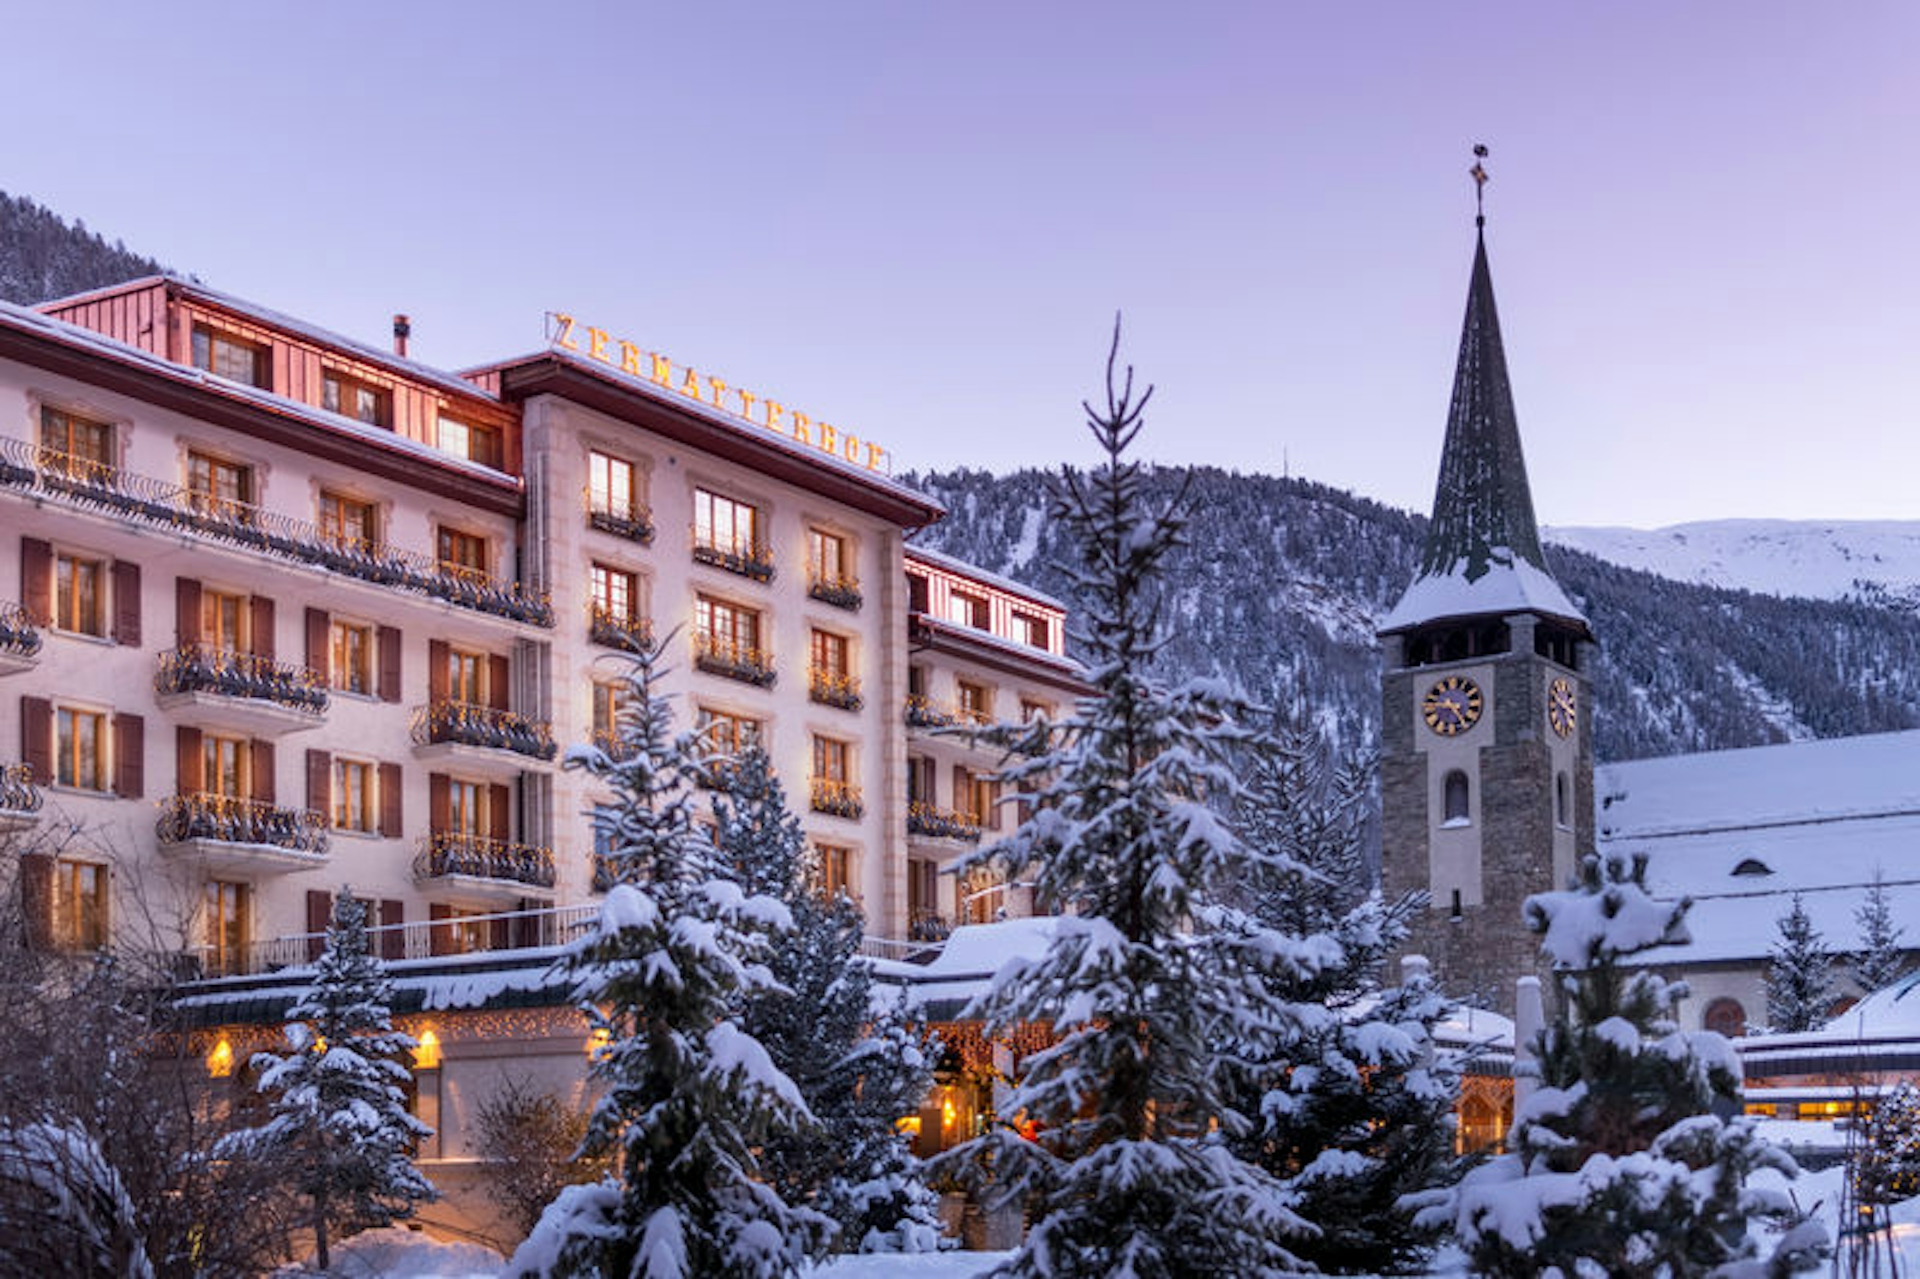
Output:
top-left (809, 777), bottom-right (864, 821)
top-left (414, 832), bottom-right (556, 890)
top-left (806, 570), bottom-right (863, 612)
top-left (0, 438), bottom-right (552, 627)
top-left (586, 495), bottom-right (656, 544)
top-left (908, 909), bottom-right (953, 943)
top-left (156, 645), bottom-right (329, 715)
top-left (690, 527), bottom-right (776, 582)
top-left (808, 668), bottom-right (864, 712)
top-left (904, 694), bottom-right (957, 729)
top-left (907, 800), bottom-right (982, 843)
top-left (411, 701), bottom-right (557, 762)
top-left (588, 604), bottom-right (655, 655)
top-left (0, 763), bottom-right (43, 816)
top-left (692, 631), bottom-right (776, 687)
top-left (157, 792), bottom-right (328, 857)
top-left (0, 601), bottom-right (42, 660)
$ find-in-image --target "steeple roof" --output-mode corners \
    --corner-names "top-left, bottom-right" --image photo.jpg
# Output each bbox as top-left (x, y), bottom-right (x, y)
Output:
top-left (1380, 226), bottom-right (1589, 636)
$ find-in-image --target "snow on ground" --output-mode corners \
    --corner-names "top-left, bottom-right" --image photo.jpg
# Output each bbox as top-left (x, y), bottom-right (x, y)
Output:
top-left (276, 1226), bottom-right (504, 1276)
top-left (808, 1252), bottom-right (1014, 1276)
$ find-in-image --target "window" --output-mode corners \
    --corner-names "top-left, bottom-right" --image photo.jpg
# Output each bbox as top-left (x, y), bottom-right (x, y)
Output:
top-left (1554, 772), bottom-right (1571, 829)
top-left (958, 767), bottom-right (999, 828)
top-left (1732, 858), bottom-right (1773, 878)
top-left (592, 682), bottom-right (625, 737)
top-left (55, 862), bottom-right (108, 950)
top-left (1443, 770), bottom-right (1470, 825)
top-left (202, 589), bottom-right (247, 654)
top-left (204, 734), bottom-right (248, 799)
top-left (813, 735), bottom-right (851, 784)
top-left (54, 551), bottom-right (105, 636)
top-left (908, 665), bottom-right (929, 699)
top-left (333, 758), bottom-right (374, 831)
top-left (330, 620), bottom-right (373, 695)
top-left (438, 417), bottom-right (502, 469)
top-left (436, 526), bottom-right (488, 583)
top-left (810, 629), bottom-right (850, 678)
top-left (1020, 698), bottom-right (1052, 723)
top-left (319, 491), bottom-right (378, 552)
top-left (1702, 998), bottom-right (1747, 1039)
top-left (947, 590), bottom-right (989, 629)
top-left (1013, 611), bottom-right (1050, 650)
top-left (187, 451), bottom-right (253, 521)
top-left (695, 596), bottom-right (760, 653)
top-left (446, 646), bottom-right (486, 706)
top-left (907, 755), bottom-right (935, 804)
top-left (695, 707), bottom-right (761, 759)
top-left (447, 778), bottom-right (488, 837)
top-left (39, 406), bottom-right (113, 476)
top-left (815, 843), bottom-right (853, 899)
top-left (957, 680), bottom-right (992, 724)
top-left (693, 489), bottom-right (760, 556)
top-left (589, 451), bottom-right (637, 518)
top-left (191, 325), bottom-right (270, 389)
top-left (321, 370), bottom-right (392, 427)
top-left (55, 706), bottom-right (106, 790)
top-left (590, 564), bottom-right (638, 620)
top-left (206, 880), bottom-right (251, 975)
top-left (906, 572), bottom-right (929, 614)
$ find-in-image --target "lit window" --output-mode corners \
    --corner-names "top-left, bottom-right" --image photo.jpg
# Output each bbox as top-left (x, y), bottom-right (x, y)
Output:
top-left (54, 551), bottom-right (105, 636)
top-left (203, 734), bottom-right (248, 799)
top-left (812, 735), bottom-right (851, 784)
top-left (206, 880), bottom-right (251, 976)
top-left (810, 629), bottom-right (850, 678)
top-left (202, 589), bottom-right (247, 655)
top-left (333, 758), bottom-right (374, 831)
top-left (947, 590), bottom-right (989, 629)
top-left (56, 862), bottom-right (108, 950)
top-left (447, 778), bottom-right (488, 837)
top-left (187, 451), bottom-right (253, 521)
top-left (695, 707), bottom-right (761, 759)
top-left (695, 596), bottom-right (759, 653)
top-left (55, 706), bottom-right (106, 791)
top-left (436, 526), bottom-right (488, 583)
top-left (330, 620), bottom-right (373, 695)
top-left (693, 489), bottom-right (760, 556)
top-left (957, 681), bottom-right (991, 724)
top-left (815, 843), bottom-right (853, 899)
top-left (957, 767), bottom-right (999, 828)
top-left (321, 370), bottom-right (392, 427)
top-left (592, 682), bottom-right (626, 737)
top-left (589, 452), bottom-right (636, 518)
top-left (808, 527), bottom-right (854, 589)
top-left (319, 491), bottom-right (378, 552)
top-left (591, 564), bottom-right (638, 620)
top-left (191, 325), bottom-right (270, 389)
top-left (1013, 611), bottom-right (1051, 649)
top-left (446, 646), bottom-right (486, 706)
top-left (39, 406), bottom-right (113, 476)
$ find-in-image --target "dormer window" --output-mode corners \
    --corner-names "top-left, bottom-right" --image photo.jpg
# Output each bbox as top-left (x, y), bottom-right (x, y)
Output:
top-left (322, 370), bottom-right (392, 428)
top-left (191, 325), bottom-right (271, 389)
top-left (1731, 858), bottom-right (1773, 878)
top-left (438, 416), bottom-right (503, 469)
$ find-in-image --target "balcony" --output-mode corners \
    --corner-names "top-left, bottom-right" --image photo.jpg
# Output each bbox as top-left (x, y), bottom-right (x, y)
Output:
top-left (414, 833), bottom-right (557, 904)
top-left (690, 528), bottom-right (775, 582)
top-left (907, 801), bottom-right (981, 844)
top-left (692, 631), bottom-right (776, 688)
top-left (807, 571), bottom-right (863, 612)
top-left (0, 763), bottom-right (44, 834)
top-left (904, 695), bottom-right (957, 730)
top-left (156, 792), bottom-right (328, 874)
top-left (0, 438), bottom-right (553, 627)
top-left (810, 777), bottom-right (864, 821)
top-left (173, 901), bottom-right (601, 979)
top-left (588, 604), bottom-right (655, 656)
top-left (0, 602), bottom-right (42, 676)
top-left (411, 701), bottom-right (557, 771)
top-left (586, 497), bottom-right (656, 545)
top-left (155, 645), bottom-right (328, 735)
top-left (809, 668), bottom-right (864, 713)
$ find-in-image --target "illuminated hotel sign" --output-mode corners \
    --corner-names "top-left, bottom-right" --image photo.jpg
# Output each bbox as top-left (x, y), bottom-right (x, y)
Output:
top-left (546, 313), bottom-right (889, 474)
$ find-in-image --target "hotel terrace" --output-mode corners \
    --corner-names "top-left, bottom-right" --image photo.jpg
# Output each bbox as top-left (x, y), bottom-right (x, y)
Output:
top-left (0, 277), bottom-right (1086, 1231)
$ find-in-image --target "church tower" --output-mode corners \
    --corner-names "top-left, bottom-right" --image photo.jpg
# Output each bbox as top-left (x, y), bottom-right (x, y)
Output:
top-left (1378, 173), bottom-right (1595, 1012)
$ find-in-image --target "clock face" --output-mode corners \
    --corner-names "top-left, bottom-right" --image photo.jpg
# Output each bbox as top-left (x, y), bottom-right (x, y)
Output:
top-left (1548, 677), bottom-right (1577, 739)
top-left (1422, 675), bottom-right (1483, 737)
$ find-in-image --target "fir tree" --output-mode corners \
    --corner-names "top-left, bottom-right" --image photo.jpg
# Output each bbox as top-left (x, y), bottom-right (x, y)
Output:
top-left (714, 745), bottom-right (943, 1255)
top-left (1854, 1080), bottom-right (1920, 1208)
top-left (934, 326), bottom-right (1318, 1277)
top-left (1853, 869), bottom-right (1907, 995)
top-left (1436, 850), bottom-right (1822, 1277)
top-left (218, 890), bottom-right (434, 1272)
top-left (1768, 892), bottom-right (1836, 1033)
top-left (509, 640), bottom-right (825, 1279)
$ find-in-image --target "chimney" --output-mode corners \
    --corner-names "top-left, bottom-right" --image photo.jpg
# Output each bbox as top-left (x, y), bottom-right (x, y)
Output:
top-left (392, 314), bottom-right (411, 359)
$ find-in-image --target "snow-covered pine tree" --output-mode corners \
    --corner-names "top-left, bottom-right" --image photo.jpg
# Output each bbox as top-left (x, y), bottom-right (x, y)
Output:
top-left (217, 889), bottom-right (434, 1272)
top-left (1226, 722), bottom-right (1460, 1275)
top-left (1768, 892), bottom-right (1837, 1033)
top-left (932, 326), bottom-right (1317, 1277)
top-left (713, 744), bottom-right (943, 1255)
top-left (1853, 869), bottom-right (1906, 996)
top-left (509, 639), bottom-right (825, 1279)
top-left (1438, 850), bottom-right (1822, 1277)
top-left (1854, 1080), bottom-right (1920, 1209)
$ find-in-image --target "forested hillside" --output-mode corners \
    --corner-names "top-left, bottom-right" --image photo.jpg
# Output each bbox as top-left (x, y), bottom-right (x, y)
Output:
top-left (907, 467), bottom-right (1920, 763)
top-left (0, 191), bottom-right (168, 305)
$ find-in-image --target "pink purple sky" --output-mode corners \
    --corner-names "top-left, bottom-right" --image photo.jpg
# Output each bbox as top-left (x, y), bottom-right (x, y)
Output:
top-left (8, 3), bottom-right (1917, 528)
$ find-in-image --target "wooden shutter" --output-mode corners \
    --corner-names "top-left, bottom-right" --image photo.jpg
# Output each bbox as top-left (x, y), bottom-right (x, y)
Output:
top-left (305, 609), bottom-right (330, 684)
top-left (488, 654), bottom-right (511, 711)
top-left (20, 539), bottom-right (52, 626)
top-left (175, 577), bottom-right (202, 646)
top-left (377, 626), bottom-right (402, 703)
top-left (249, 597), bottom-right (275, 659)
top-left (113, 714), bottom-right (144, 799)
top-left (21, 697), bottom-right (52, 784)
top-left (111, 561), bottom-right (141, 646)
top-left (428, 639), bottom-right (449, 702)
top-left (176, 726), bottom-right (203, 794)
top-left (429, 773), bottom-right (449, 832)
top-left (306, 889), bottom-right (331, 961)
top-left (952, 765), bottom-right (969, 819)
top-left (19, 854), bottom-right (53, 951)
top-left (249, 739), bottom-right (274, 804)
top-left (489, 783), bottom-right (510, 840)
top-left (379, 762), bottom-right (403, 836)
top-left (380, 900), bottom-right (405, 960)
top-left (429, 903), bottom-right (453, 957)
top-left (306, 749), bottom-right (332, 815)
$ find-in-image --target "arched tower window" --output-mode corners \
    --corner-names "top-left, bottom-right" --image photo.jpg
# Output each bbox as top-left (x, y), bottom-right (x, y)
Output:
top-left (1443, 770), bottom-right (1470, 825)
top-left (1554, 772), bottom-right (1571, 829)
top-left (1702, 998), bottom-right (1746, 1039)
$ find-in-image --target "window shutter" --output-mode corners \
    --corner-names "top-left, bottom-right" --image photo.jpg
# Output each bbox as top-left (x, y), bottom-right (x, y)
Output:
top-left (429, 903), bottom-right (453, 957)
top-left (20, 697), bottom-right (52, 785)
top-left (249, 597), bottom-right (275, 660)
top-left (306, 889), bottom-right (331, 961)
top-left (175, 578), bottom-right (202, 646)
top-left (249, 739), bottom-right (275, 804)
top-left (19, 854), bottom-right (53, 951)
top-left (113, 714), bottom-right (144, 799)
top-left (176, 726), bottom-right (203, 794)
top-left (489, 783), bottom-right (510, 840)
top-left (428, 639), bottom-right (449, 702)
top-left (20, 539), bottom-right (52, 626)
top-left (488, 654), bottom-right (511, 711)
top-left (380, 899), bottom-right (405, 960)
top-left (378, 627), bottom-right (402, 703)
top-left (111, 561), bottom-right (141, 647)
top-left (305, 609), bottom-right (330, 684)
top-left (952, 765), bottom-right (968, 819)
top-left (429, 773), bottom-right (449, 832)
top-left (379, 762), bottom-right (403, 836)
top-left (307, 750), bottom-right (331, 816)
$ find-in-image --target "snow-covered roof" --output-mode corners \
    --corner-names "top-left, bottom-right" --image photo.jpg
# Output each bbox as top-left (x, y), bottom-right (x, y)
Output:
top-left (869, 917), bottom-right (1063, 1015)
top-left (1378, 550), bottom-right (1589, 634)
top-left (170, 947), bottom-right (571, 1024)
top-left (904, 543), bottom-right (1070, 613)
top-left (1737, 967), bottom-right (1920, 1058)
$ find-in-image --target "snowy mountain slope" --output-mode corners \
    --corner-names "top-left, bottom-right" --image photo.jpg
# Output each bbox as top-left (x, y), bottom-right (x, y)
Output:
top-left (1546, 520), bottom-right (1920, 613)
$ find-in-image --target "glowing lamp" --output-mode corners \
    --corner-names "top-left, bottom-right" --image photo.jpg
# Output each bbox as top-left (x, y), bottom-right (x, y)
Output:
top-left (413, 1030), bottom-right (441, 1071)
top-left (206, 1038), bottom-right (234, 1079)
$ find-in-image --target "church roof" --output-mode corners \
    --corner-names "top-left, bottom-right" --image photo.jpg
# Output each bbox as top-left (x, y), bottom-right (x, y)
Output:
top-left (1380, 228), bottom-right (1588, 636)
